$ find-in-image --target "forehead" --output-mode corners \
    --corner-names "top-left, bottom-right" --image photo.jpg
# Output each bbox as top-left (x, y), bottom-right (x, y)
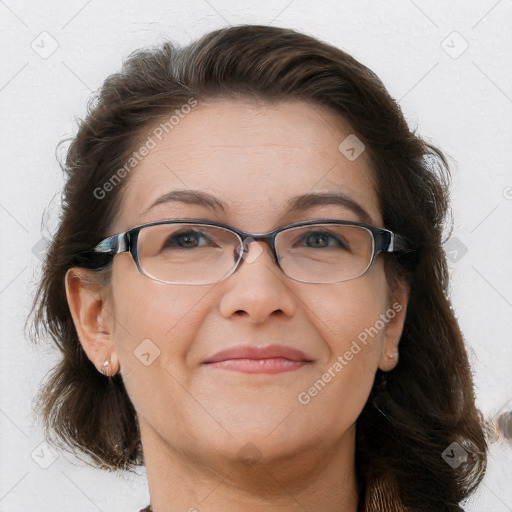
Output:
top-left (116, 99), bottom-right (382, 231)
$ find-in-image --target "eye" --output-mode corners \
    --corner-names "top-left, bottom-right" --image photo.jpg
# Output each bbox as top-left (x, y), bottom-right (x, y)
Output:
top-left (162, 229), bottom-right (212, 249)
top-left (296, 230), bottom-right (349, 249)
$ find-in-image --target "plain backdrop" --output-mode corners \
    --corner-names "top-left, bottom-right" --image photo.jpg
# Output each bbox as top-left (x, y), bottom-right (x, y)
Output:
top-left (1, 1), bottom-right (511, 511)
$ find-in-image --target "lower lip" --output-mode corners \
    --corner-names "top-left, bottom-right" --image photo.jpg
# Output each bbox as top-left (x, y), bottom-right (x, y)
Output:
top-left (205, 357), bottom-right (310, 374)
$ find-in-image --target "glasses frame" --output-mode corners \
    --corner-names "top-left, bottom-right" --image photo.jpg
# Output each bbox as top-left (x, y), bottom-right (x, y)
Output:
top-left (85, 218), bottom-right (413, 285)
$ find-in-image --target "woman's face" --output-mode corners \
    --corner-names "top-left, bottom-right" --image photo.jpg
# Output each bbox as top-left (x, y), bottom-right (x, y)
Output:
top-left (71, 99), bottom-right (408, 472)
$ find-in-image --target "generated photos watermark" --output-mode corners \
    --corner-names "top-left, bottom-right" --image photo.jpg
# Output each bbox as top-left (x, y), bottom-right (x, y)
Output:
top-left (93, 97), bottom-right (198, 200)
top-left (298, 302), bottom-right (403, 405)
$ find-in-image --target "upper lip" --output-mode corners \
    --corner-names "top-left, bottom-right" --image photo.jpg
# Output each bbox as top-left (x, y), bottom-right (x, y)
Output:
top-left (202, 344), bottom-right (314, 364)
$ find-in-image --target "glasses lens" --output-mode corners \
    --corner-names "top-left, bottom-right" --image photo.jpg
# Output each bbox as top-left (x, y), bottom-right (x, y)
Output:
top-left (276, 224), bottom-right (374, 283)
top-left (137, 223), bottom-right (241, 284)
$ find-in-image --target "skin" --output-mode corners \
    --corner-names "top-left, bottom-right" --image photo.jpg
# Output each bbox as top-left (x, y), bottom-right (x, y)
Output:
top-left (66, 99), bottom-right (409, 512)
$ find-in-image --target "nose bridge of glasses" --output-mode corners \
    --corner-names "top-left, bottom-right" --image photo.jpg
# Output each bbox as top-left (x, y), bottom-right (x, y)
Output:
top-left (235, 232), bottom-right (279, 267)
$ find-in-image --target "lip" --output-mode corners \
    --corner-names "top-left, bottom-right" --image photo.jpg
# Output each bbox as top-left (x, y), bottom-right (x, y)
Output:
top-left (203, 344), bottom-right (313, 364)
top-left (202, 344), bottom-right (314, 374)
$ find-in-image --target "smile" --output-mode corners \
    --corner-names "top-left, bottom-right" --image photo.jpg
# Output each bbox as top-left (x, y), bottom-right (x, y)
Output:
top-left (204, 357), bottom-right (312, 374)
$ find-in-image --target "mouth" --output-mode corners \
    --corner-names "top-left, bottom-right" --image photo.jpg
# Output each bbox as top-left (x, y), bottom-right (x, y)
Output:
top-left (202, 344), bottom-right (314, 374)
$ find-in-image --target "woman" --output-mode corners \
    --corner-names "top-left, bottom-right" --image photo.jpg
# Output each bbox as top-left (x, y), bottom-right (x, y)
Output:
top-left (30, 24), bottom-right (487, 511)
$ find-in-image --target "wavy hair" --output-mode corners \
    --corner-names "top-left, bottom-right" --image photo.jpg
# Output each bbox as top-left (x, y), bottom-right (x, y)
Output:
top-left (29, 24), bottom-right (487, 511)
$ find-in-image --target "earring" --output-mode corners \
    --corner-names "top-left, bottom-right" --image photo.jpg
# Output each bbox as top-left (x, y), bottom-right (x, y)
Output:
top-left (99, 359), bottom-right (110, 376)
top-left (388, 350), bottom-right (399, 364)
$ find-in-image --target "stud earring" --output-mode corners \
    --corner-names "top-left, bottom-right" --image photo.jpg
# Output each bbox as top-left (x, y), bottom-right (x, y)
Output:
top-left (98, 359), bottom-right (110, 376)
top-left (388, 351), bottom-right (399, 363)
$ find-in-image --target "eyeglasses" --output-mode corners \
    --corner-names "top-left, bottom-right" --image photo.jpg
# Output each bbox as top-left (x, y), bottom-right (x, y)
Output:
top-left (78, 219), bottom-right (414, 285)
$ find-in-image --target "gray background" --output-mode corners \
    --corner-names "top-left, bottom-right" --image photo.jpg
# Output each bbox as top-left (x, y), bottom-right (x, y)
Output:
top-left (0, 0), bottom-right (511, 510)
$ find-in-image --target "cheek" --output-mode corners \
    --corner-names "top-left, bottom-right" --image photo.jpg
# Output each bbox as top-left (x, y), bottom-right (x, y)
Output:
top-left (297, 267), bottom-right (389, 420)
top-left (108, 260), bottom-right (220, 429)
top-left (108, 255), bottom-right (211, 377)
top-left (310, 265), bottom-right (389, 354)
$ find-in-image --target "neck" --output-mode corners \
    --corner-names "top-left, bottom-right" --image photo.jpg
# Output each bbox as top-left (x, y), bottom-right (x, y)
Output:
top-left (140, 419), bottom-right (360, 512)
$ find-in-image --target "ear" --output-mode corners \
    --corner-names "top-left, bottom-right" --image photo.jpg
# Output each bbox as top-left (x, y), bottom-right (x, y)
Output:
top-left (378, 278), bottom-right (410, 372)
top-left (65, 268), bottom-right (120, 376)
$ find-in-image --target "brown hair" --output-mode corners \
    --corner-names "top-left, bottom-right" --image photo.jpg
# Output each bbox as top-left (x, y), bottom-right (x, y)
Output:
top-left (29, 24), bottom-right (487, 511)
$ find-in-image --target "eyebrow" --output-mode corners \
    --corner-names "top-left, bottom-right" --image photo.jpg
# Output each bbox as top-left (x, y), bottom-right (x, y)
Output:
top-left (144, 190), bottom-right (227, 215)
top-left (143, 189), bottom-right (373, 224)
top-left (286, 192), bottom-right (373, 224)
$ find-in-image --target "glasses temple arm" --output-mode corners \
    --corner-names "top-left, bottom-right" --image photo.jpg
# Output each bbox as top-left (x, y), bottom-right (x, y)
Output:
top-left (388, 233), bottom-right (414, 253)
top-left (93, 233), bottom-right (129, 255)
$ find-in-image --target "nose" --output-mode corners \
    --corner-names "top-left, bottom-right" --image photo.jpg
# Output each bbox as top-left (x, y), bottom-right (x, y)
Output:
top-left (218, 240), bottom-right (298, 323)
